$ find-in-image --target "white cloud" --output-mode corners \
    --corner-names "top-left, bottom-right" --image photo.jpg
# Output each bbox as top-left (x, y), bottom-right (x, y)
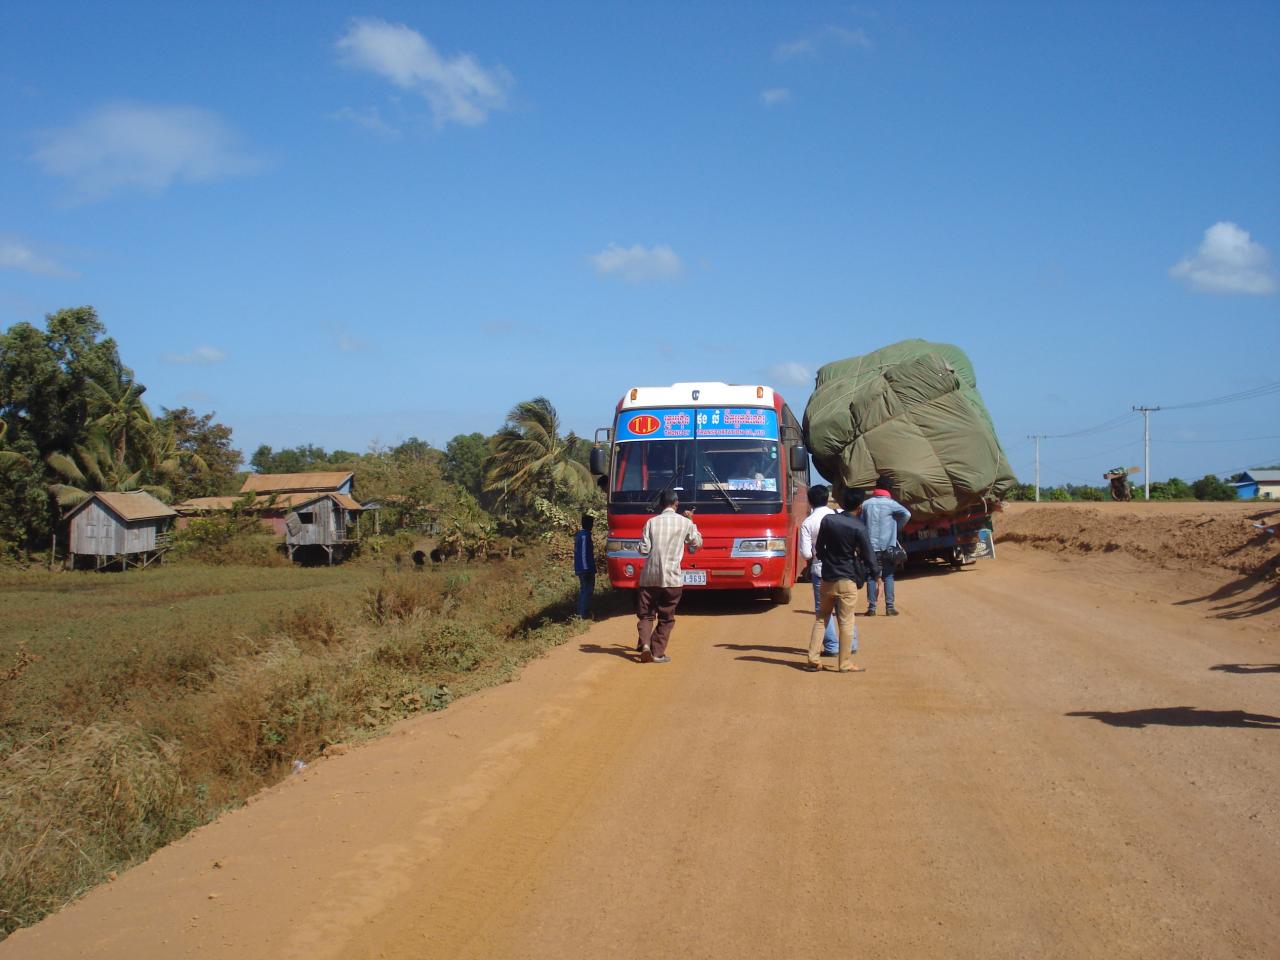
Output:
top-left (336, 18), bottom-right (512, 128)
top-left (1169, 222), bottom-right (1276, 295)
top-left (330, 106), bottom-right (401, 139)
top-left (589, 243), bottom-right (684, 283)
top-left (767, 361), bottom-right (814, 388)
top-left (164, 345), bottom-right (227, 365)
top-left (32, 102), bottom-right (261, 201)
top-left (775, 25), bottom-right (871, 61)
top-left (760, 87), bottom-right (792, 106)
top-left (0, 237), bottom-right (77, 278)
top-left (337, 333), bottom-right (369, 353)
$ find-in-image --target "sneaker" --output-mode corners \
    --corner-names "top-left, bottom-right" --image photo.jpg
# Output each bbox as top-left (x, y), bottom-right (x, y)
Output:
top-left (652, 655), bottom-right (671, 664)
top-left (820, 650), bottom-right (836, 658)
top-left (864, 608), bottom-right (876, 616)
top-left (887, 608), bottom-right (900, 617)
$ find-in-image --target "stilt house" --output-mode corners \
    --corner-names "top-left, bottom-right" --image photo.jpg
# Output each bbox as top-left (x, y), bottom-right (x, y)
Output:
top-left (176, 471), bottom-right (362, 564)
top-left (64, 491), bottom-right (177, 570)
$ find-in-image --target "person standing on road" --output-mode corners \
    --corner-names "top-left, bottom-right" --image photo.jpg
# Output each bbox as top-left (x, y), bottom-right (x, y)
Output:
top-left (861, 478), bottom-right (910, 617)
top-left (808, 488), bottom-right (880, 673)
top-left (574, 513), bottom-right (596, 619)
top-left (798, 484), bottom-right (856, 659)
top-left (636, 488), bottom-right (702, 664)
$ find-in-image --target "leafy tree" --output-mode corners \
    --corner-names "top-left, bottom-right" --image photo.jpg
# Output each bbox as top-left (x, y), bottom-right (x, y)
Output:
top-left (1003, 482), bottom-right (1037, 502)
top-left (484, 397), bottom-right (595, 507)
top-left (154, 407), bottom-right (242, 500)
top-left (1149, 477), bottom-right (1194, 501)
top-left (443, 432), bottom-right (489, 499)
top-left (1192, 474), bottom-right (1237, 501)
top-left (249, 444), bottom-right (333, 474)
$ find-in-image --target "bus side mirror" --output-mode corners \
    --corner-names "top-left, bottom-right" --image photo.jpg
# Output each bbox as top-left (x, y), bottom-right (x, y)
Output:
top-left (789, 444), bottom-right (808, 474)
top-left (590, 447), bottom-right (607, 476)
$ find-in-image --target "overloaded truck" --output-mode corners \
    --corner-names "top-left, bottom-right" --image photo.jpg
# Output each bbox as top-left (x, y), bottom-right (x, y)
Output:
top-left (803, 340), bottom-right (1016, 569)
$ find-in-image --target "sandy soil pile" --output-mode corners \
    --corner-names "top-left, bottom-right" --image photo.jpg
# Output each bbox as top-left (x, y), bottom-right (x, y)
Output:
top-left (998, 501), bottom-right (1280, 579)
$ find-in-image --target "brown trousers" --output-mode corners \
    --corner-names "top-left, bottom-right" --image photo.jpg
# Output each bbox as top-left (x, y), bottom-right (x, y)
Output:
top-left (636, 586), bottom-right (683, 657)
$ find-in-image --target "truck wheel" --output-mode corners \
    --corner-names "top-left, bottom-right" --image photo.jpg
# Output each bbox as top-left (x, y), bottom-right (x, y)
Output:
top-left (771, 586), bottom-right (792, 604)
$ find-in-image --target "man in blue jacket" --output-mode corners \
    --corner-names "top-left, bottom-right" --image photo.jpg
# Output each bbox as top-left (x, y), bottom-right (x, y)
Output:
top-left (861, 479), bottom-right (911, 616)
top-left (574, 514), bottom-right (596, 619)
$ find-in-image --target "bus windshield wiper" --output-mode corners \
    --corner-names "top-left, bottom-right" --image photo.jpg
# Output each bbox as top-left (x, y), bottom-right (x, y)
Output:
top-left (703, 464), bottom-right (740, 512)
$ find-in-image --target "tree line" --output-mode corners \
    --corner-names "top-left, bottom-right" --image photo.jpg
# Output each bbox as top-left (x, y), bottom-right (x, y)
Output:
top-left (0, 308), bottom-right (600, 561)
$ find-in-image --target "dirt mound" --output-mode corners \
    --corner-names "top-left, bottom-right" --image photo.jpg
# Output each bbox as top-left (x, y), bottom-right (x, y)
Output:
top-left (998, 502), bottom-right (1280, 579)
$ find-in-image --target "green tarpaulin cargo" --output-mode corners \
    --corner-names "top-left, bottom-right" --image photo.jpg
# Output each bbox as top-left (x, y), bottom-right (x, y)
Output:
top-left (803, 340), bottom-right (1016, 524)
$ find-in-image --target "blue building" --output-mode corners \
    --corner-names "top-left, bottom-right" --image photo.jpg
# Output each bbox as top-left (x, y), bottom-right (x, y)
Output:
top-left (1232, 469), bottom-right (1280, 500)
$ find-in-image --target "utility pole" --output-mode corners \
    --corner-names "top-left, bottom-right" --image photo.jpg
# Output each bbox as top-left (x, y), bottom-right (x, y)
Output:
top-left (1027, 435), bottom-right (1043, 502)
top-left (1132, 406), bottom-right (1160, 500)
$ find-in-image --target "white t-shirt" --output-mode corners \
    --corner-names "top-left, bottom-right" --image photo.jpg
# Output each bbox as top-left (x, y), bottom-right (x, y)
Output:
top-left (799, 505), bottom-right (835, 578)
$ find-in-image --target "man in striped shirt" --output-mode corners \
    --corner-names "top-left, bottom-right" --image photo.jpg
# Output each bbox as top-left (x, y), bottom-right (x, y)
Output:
top-left (636, 488), bottom-right (703, 664)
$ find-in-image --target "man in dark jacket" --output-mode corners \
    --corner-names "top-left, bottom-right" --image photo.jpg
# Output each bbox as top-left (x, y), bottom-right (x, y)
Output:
top-left (574, 514), bottom-right (595, 619)
top-left (807, 488), bottom-right (881, 673)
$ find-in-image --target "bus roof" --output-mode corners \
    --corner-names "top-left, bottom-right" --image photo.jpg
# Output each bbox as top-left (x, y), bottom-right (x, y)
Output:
top-left (618, 382), bottom-right (779, 411)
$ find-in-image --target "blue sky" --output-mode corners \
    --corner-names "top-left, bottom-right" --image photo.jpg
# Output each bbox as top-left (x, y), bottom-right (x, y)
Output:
top-left (2, 1), bottom-right (1278, 484)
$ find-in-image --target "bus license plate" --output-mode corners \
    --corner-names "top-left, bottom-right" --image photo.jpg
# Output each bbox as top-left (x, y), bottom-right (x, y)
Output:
top-left (682, 570), bottom-right (707, 586)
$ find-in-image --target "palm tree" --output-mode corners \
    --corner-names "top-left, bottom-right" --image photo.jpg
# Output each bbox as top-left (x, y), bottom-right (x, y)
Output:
top-left (145, 420), bottom-right (209, 496)
top-left (0, 419), bottom-right (27, 470)
top-left (45, 427), bottom-right (171, 509)
top-left (484, 397), bottom-right (594, 505)
top-left (85, 369), bottom-right (153, 469)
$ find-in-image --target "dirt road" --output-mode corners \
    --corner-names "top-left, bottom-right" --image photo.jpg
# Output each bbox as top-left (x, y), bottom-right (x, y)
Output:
top-left (7, 504), bottom-right (1279, 959)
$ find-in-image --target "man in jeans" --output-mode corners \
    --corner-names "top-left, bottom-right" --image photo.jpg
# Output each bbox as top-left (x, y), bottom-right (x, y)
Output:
top-left (808, 488), bottom-right (880, 673)
top-left (798, 484), bottom-right (855, 658)
top-left (862, 479), bottom-right (911, 616)
top-left (636, 488), bottom-right (703, 664)
top-left (573, 513), bottom-right (595, 619)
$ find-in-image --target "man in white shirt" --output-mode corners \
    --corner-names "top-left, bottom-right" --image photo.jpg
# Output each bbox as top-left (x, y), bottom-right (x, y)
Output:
top-left (636, 488), bottom-right (703, 663)
top-left (799, 484), bottom-right (855, 658)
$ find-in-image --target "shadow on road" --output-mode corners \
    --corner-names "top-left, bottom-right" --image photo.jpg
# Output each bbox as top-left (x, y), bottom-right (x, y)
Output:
top-left (1173, 550), bottom-right (1280, 621)
top-left (1066, 706), bottom-right (1280, 729)
top-left (1210, 663), bottom-right (1280, 674)
top-left (731, 654), bottom-right (813, 672)
top-left (578, 642), bottom-right (639, 662)
top-left (715, 642), bottom-right (806, 655)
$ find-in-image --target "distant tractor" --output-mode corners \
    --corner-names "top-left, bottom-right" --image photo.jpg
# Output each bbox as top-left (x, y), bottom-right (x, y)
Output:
top-left (1103, 466), bottom-right (1140, 501)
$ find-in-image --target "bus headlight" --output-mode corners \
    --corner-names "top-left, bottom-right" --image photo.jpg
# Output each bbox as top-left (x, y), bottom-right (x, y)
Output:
top-left (731, 537), bottom-right (787, 557)
top-left (751, 563), bottom-right (763, 576)
top-left (624, 563), bottom-right (635, 578)
top-left (607, 539), bottom-right (642, 557)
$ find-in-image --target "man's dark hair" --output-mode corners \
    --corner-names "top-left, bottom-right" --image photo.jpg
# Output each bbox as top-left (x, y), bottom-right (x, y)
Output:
top-left (876, 476), bottom-right (893, 494)
top-left (807, 484), bottom-right (830, 509)
top-left (842, 487), bottom-right (866, 511)
top-left (581, 514), bottom-right (595, 531)
top-left (658, 488), bottom-right (679, 509)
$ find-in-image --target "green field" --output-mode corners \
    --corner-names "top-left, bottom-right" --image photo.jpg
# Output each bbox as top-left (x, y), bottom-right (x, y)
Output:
top-left (0, 553), bottom-right (588, 938)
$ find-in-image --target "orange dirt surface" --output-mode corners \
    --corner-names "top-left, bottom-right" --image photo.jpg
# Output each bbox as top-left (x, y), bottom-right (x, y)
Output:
top-left (5, 502), bottom-right (1278, 960)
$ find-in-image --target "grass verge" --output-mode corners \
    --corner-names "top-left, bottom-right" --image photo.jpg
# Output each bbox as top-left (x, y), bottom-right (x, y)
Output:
top-left (0, 549), bottom-right (588, 938)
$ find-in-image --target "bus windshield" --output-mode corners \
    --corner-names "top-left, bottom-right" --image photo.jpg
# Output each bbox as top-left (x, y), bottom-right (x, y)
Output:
top-left (610, 438), bottom-right (781, 507)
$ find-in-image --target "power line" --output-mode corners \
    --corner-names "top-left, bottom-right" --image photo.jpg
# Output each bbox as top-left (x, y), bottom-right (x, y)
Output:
top-left (1161, 434), bottom-right (1280, 445)
top-left (1159, 380), bottom-right (1280, 412)
top-left (1042, 412), bottom-right (1139, 440)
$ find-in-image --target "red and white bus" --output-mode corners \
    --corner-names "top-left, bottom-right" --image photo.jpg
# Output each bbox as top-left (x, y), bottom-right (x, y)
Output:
top-left (589, 382), bottom-right (810, 602)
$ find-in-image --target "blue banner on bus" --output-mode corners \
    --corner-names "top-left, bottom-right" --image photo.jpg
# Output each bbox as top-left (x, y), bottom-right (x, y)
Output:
top-left (695, 407), bottom-right (778, 439)
top-left (615, 408), bottom-right (696, 441)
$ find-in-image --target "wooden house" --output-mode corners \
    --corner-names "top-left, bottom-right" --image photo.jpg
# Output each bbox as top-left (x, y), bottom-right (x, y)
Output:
top-left (175, 472), bottom-right (363, 563)
top-left (65, 492), bottom-right (177, 570)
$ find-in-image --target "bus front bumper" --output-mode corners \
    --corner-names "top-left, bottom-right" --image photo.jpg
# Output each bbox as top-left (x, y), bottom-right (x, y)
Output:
top-left (606, 555), bottom-right (788, 590)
